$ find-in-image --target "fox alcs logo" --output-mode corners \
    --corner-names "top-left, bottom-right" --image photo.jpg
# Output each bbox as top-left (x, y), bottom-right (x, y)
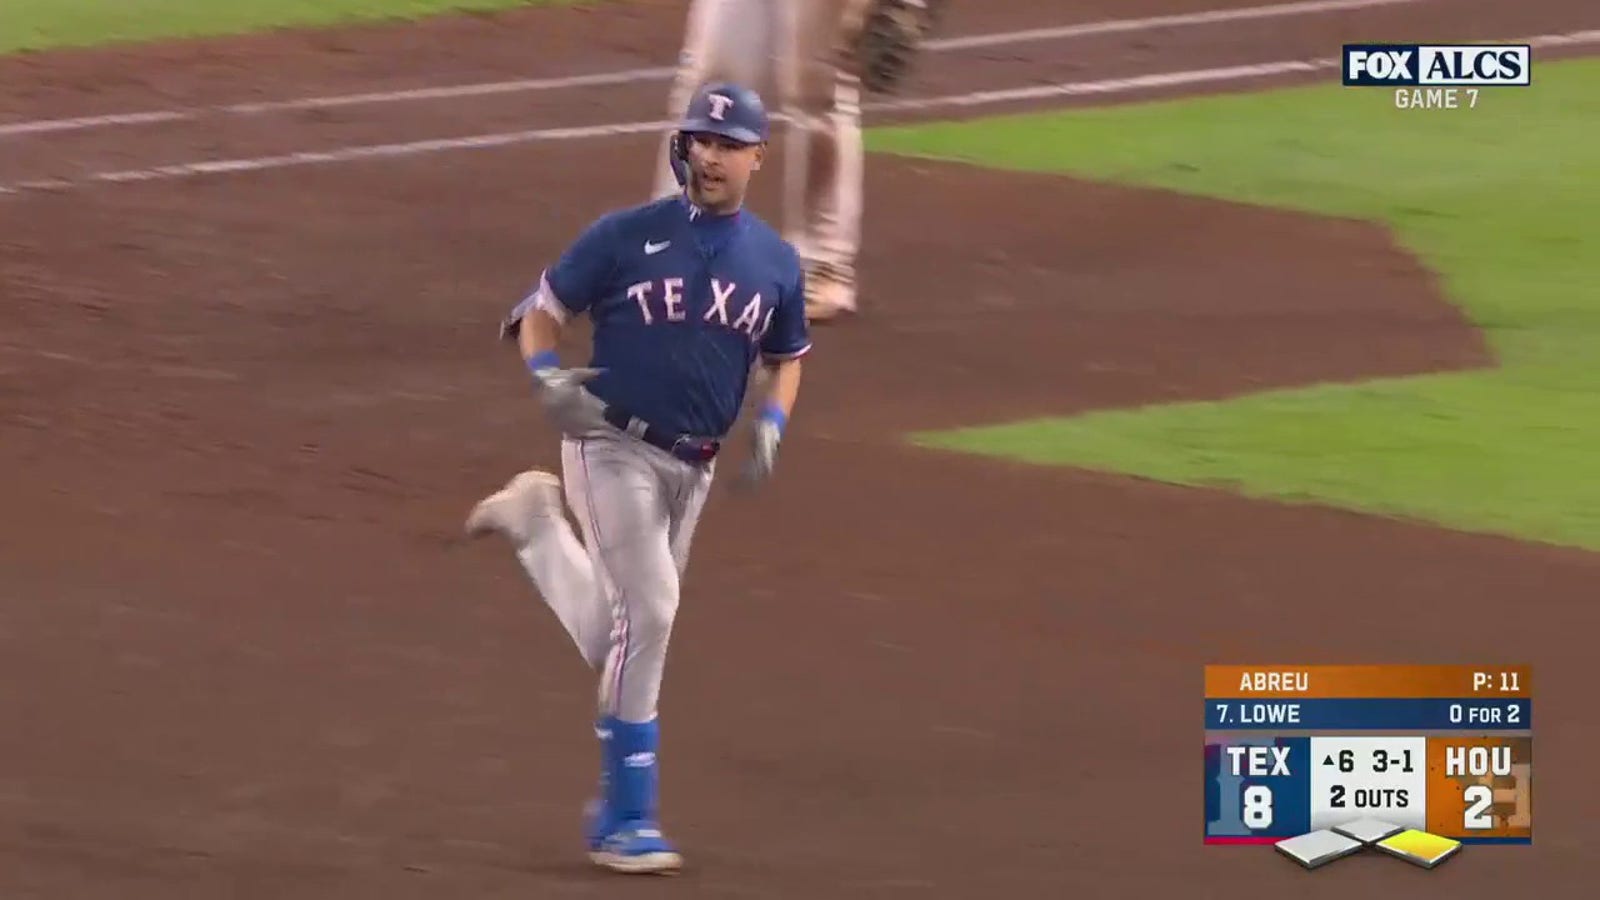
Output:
top-left (1342, 44), bottom-right (1531, 87)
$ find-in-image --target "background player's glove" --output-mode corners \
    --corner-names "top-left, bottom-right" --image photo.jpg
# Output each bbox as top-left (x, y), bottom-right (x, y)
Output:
top-left (741, 404), bottom-right (786, 485)
top-left (850, 0), bottom-right (946, 94)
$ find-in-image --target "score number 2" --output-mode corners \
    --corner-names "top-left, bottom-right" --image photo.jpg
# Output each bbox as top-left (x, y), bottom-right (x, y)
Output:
top-left (1460, 757), bottom-right (1532, 832)
top-left (1463, 785), bottom-right (1494, 830)
top-left (1243, 785), bottom-right (1274, 830)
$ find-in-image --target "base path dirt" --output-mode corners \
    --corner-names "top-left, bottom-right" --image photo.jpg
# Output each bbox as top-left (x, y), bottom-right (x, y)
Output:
top-left (2, 1), bottom-right (1597, 897)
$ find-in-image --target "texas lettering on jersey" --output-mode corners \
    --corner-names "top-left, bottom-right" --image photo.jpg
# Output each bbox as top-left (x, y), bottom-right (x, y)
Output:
top-left (507, 194), bottom-right (810, 439)
top-left (623, 276), bottom-right (775, 338)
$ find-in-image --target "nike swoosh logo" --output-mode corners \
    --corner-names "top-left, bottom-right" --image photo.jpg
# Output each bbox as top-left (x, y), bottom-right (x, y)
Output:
top-left (644, 240), bottom-right (671, 255)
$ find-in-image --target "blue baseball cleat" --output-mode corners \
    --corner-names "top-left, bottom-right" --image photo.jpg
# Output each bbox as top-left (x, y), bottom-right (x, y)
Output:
top-left (589, 820), bottom-right (683, 874)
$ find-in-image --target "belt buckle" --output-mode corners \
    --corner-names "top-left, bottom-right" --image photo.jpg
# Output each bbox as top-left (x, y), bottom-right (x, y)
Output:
top-left (671, 434), bottom-right (719, 463)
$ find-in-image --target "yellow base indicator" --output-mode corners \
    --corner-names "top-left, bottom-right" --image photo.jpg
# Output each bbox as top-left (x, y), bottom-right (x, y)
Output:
top-left (1376, 830), bottom-right (1462, 869)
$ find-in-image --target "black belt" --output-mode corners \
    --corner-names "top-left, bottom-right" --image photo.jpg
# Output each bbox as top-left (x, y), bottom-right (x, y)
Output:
top-left (601, 404), bottom-right (721, 464)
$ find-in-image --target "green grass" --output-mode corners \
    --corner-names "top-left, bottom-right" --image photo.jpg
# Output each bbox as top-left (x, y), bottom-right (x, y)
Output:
top-left (869, 59), bottom-right (1600, 549)
top-left (0, 0), bottom-right (573, 54)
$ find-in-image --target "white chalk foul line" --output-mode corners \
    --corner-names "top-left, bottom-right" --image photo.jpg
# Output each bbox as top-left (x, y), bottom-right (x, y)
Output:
top-left (873, 59), bottom-right (1336, 112)
top-left (4, 27), bottom-right (1596, 198)
top-left (0, 0), bottom-right (1424, 138)
top-left (2, 119), bottom-right (673, 193)
top-left (221, 66), bottom-right (677, 115)
top-left (0, 109), bottom-right (192, 137)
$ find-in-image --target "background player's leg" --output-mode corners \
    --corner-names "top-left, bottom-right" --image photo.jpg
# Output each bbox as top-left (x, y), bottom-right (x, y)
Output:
top-left (788, 0), bottom-right (867, 317)
top-left (803, 71), bottom-right (864, 311)
top-left (652, 0), bottom-right (716, 199)
top-left (654, 0), bottom-right (778, 199)
top-left (777, 0), bottom-right (808, 251)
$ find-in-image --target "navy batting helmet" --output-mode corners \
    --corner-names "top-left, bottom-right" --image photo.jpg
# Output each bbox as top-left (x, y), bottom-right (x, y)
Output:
top-left (670, 81), bottom-right (770, 186)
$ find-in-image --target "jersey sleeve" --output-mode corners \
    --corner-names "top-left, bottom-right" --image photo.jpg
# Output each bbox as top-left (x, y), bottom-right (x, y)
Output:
top-left (760, 259), bottom-right (812, 362)
top-left (531, 213), bottom-right (619, 323)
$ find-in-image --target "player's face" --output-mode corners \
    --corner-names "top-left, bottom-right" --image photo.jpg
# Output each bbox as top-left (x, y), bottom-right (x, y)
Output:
top-left (686, 133), bottom-right (764, 212)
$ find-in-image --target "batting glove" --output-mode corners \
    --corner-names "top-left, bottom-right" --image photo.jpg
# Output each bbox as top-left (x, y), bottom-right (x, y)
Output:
top-left (742, 404), bottom-right (786, 485)
top-left (525, 352), bottom-right (608, 435)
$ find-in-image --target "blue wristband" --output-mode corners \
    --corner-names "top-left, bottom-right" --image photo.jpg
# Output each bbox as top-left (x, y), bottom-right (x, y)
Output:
top-left (526, 349), bottom-right (559, 374)
top-left (759, 403), bottom-right (787, 433)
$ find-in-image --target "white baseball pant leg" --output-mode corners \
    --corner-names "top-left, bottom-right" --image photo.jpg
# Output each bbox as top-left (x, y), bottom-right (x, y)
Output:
top-left (506, 492), bottom-right (613, 671)
top-left (785, 0), bottom-right (865, 283)
top-left (653, 0), bottom-right (864, 291)
top-left (652, 0), bottom-right (776, 200)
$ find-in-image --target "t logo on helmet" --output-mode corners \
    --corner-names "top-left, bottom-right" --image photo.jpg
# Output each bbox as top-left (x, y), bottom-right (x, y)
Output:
top-left (706, 93), bottom-right (734, 121)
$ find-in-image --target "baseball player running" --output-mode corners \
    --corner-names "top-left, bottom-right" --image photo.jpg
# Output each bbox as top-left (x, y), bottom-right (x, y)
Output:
top-left (466, 82), bottom-right (809, 875)
top-left (650, 0), bottom-right (945, 323)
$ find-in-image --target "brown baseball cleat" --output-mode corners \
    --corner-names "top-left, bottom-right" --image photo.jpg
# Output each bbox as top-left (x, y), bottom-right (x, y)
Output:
top-left (803, 260), bottom-right (858, 323)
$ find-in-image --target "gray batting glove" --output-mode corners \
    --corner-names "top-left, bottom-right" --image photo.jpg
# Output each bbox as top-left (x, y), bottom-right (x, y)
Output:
top-left (531, 365), bottom-right (602, 395)
top-left (741, 406), bottom-right (787, 485)
top-left (530, 366), bottom-right (610, 436)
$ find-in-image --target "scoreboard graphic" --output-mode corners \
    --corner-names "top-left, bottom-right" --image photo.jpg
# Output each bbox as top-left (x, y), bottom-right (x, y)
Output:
top-left (1204, 665), bottom-right (1532, 868)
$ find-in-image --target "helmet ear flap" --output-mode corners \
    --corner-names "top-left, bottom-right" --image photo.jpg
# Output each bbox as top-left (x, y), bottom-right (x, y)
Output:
top-left (670, 131), bottom-right (690, 187)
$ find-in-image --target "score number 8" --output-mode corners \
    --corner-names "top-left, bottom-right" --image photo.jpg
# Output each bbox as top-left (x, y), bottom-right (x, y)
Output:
top-left (1243, 785), bottom-right (1274, 830)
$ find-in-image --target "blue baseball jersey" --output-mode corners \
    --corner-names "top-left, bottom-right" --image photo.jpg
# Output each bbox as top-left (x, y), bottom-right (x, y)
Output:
top-left (519, 194), bottom-right (810, 438)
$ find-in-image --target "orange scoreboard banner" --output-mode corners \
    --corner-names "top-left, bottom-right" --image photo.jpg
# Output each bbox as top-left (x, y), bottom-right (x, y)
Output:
top-left (1204, 664), bottom-right (1532, 867)
top-left (1205, 664), bottom-right (1531, 699)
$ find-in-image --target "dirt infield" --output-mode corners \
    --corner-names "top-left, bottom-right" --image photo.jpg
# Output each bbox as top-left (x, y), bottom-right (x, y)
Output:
top-left (3, 1), bottom-right (1598, 897)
